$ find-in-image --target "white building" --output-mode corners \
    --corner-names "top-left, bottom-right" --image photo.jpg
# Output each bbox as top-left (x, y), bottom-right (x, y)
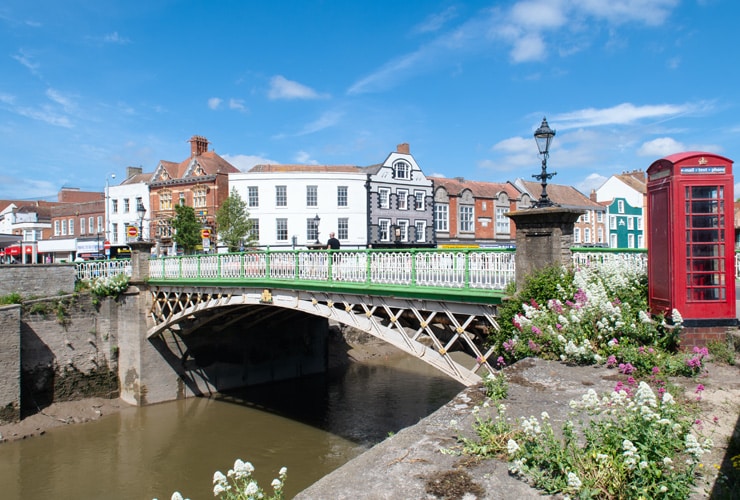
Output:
top-left (107, 167), bottom-right (153, 257)
top-left (229, 165), bottom-right (369, 249)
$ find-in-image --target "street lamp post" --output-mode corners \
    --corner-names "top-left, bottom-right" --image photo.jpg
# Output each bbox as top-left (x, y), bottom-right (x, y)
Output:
top-left (532, 117), bottom-right (557, 208)
top-left (313, 214), bottom-right (321, 244)
top-left (137, 205), bottom-right (146, 241)
top-left (104, 173), bottom-right (116, 258)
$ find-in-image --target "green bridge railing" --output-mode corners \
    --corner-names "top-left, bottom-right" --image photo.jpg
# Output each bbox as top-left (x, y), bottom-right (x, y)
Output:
top-left (74, 247), bottom-right (669, 304)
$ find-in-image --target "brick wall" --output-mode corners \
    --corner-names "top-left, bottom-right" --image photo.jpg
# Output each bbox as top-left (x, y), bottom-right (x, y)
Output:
top-left (0, 264), bottom-right (76, 297)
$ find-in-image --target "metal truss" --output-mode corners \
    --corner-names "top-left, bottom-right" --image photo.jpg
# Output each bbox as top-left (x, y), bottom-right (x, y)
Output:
top-left (148, 285), bottom-right (500, 386)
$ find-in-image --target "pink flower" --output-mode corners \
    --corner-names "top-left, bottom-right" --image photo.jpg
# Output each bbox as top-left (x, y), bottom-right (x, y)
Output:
top-left (618, 362), bottom-right (636, 375)
top-left (606, 355), bottom-right (617, 367)
top-left (496, 356), bottom-right (506, 368)
top-left (695, 384), bottom-right (705, 393)
top-left (531, 326), bottom-right (542, 336)
top-left (652, 366), bottom-right (660, 375)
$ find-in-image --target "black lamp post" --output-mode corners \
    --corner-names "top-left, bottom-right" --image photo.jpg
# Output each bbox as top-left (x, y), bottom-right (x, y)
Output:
top-left (137, 205), bottom-right (146, 241)
top-left (313, 214), bottom-right (321, 244)
top-left (532, 117), bottom-right (557, 208)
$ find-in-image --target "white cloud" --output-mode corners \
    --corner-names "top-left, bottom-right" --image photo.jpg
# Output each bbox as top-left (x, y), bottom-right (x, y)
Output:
top-left (576, 172), bottom-right (608, 194)
top-left (413, 6), bottom-right (458, 34)
top-left (294, 151), bottom-right (318, 164)
top-left (103, 32), bottom-right (130, 44)
top-left (12, 49), bottom-right (40, 76)
top-left (268, 76), bottom-right (326, 100)
top-left (510, 33), bottom-right (547, 62)
top-left (222, 154), bottom-right (279, 172)
top-left (510, 1), bottom-right (567, 29)
top-left (552, 102), bottom-right (710, 130)
top-left (576, 0), bottom-right (678, 26)
top-left (207, 97), bottom-right (222, 110)
top-left (295, 111), bottom-right (343, 136)
top-left (637, 137), bottom-right (685, 157)
top-left (228, 99), bottom-right (247, 112)
top-left (46, 88), bottom-right (76, 112)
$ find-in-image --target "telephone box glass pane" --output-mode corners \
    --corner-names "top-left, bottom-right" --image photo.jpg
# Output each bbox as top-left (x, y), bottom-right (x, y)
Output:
top-left (685, 184), bottom-right (725, 302)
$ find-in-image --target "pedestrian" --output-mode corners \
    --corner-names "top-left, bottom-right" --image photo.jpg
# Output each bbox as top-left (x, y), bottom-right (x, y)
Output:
top-left (326, 232), bottom-right (340, 250)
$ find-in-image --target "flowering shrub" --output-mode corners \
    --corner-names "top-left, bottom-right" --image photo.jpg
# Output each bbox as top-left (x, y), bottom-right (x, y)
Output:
top-left (490, 261), bottom-right (691, 376)
top-left (464, 380), bottom-right (711, 499)
top-left (162, 458), bottom-right (287, 500)
top-left (84, 273), bottom-right (130, 306)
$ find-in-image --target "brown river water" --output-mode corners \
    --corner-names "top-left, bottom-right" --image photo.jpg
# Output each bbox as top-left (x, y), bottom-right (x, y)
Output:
top-left (0, 353), bottom-right (465, 499)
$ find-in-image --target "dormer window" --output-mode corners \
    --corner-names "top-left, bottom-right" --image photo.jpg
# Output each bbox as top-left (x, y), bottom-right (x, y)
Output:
top-left (394, 161), bottom-right (410, 180)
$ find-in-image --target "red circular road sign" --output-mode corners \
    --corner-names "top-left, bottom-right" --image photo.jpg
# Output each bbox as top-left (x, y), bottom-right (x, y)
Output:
top-left (201, 229), bottom-right (211, 239)
top-left (103, 240), bottom-right (111, 250)
top-left (127, 226), bottom-right (138, 237)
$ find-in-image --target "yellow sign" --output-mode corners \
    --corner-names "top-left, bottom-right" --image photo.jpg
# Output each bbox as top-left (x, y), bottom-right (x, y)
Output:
top-left (201, 229), bottom-right (211, 239)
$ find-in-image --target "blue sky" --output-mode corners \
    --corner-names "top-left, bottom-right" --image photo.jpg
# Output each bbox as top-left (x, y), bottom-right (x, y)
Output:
top-left (1, 0), bottom-right (739, 201)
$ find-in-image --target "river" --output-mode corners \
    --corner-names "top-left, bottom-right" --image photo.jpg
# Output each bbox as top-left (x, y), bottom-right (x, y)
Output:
top-left (0, 350), bottom-right (465, 499)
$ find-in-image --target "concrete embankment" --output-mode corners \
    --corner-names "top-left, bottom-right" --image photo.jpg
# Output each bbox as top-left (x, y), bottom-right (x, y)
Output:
top-left (296, 357), bottom-right (738, 499)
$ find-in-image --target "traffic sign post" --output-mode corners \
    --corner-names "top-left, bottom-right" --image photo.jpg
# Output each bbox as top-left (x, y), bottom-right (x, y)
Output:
top-left (127, 226), bottom-right (139, 238)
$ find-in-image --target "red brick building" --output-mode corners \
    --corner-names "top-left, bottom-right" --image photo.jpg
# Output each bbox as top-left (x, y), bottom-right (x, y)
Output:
top-left (148, 135), bottom-right (240, 255)
top-left (431, 177), bottom-right (524, 247)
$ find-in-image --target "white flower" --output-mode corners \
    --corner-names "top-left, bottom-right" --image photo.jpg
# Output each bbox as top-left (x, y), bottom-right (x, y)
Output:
top-left (244, 481), bottom-right (259, 496)
top-left (171, 493), bottom-right (184, 500)
top-left (660, 485), bottom-right (668, 493)
top-left (662, 392), bottom-right (675, 405)
top-left (213, 471), bottom-right (227, 486)
top-left (271, 478), bottom-right (282, 489)
top-left (279, 466), bottom-right (288, 477)
top-left (567, 471), bottom-right (582, 490)
top-left (507, 439), bottom-right (520, 455)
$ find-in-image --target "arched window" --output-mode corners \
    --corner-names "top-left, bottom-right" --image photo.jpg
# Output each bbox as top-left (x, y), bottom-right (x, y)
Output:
top-left (394, 161), bottom-right (410, 180)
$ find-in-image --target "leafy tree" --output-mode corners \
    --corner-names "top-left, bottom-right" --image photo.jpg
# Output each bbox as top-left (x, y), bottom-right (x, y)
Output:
top-left (216, 190), bottom-right (255, 252)
top-left (171, 204), bottom-right (202, 254)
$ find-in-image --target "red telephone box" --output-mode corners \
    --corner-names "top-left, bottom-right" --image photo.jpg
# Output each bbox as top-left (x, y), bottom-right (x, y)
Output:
top-left (647, 152), bottom-right (736, 325)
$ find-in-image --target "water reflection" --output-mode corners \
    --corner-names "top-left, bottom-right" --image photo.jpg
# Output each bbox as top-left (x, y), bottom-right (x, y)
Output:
top-left (0, 352), bottom-right (464, 499)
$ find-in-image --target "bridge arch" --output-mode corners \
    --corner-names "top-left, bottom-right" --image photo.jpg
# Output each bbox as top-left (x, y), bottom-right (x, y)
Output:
top-left (148, 285), bottom-right (500, 386)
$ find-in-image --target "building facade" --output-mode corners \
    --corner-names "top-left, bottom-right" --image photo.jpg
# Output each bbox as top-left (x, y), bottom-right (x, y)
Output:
top-left (107, 166), bottom-right (153, 258)
top-left (228, 143), bottom-right (435, 250)
top-left (514, 179), bottom-right (607, 246)
top-left (148, 136), bottom-right (240, 256)
top-left (594, 170), bottom-right (647, 248)
top-left (431, 177), bottom-right (524, 248)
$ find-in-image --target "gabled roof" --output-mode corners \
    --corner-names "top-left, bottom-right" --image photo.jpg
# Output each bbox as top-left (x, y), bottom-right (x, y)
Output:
top-left (430, 177), bottom-right (522, 199)
top-left (516, 179), bottom-right (604, 210)
top-left (614, 171), bottom-right (646, 194)
top-left (248, 164), bottom-right (361, 173)
top-left (121, 172), bottom-right (154, 185)
top-left (152, 149), bottom-right (239, 183)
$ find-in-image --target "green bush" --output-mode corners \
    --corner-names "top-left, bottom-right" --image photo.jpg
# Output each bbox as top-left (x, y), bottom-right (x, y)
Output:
top-left (0, 292), bottom-right (23, 305)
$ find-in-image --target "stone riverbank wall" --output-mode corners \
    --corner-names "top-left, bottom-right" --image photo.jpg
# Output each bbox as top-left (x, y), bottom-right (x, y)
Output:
top-left (0, 294), bottom-right (119, 424)
top-left (0, 264), bottom-right (76, 297)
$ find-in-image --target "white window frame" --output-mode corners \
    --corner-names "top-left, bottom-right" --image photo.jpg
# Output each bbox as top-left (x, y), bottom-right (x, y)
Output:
top-left (435, 203), bottom-right (449, 232)
top-left (306, 185), bottom-right (318, 208)
top-left (276, 218), bottom-right (288, 241)
top-left (495, 207), bottom-right (510, 234)
top-left (337, 186), bottom-right (348, 207)
top-left (379, 219), bottom-right (390, 241)
top-left (397, 189), bottom-right (408, 210)
top-left (80, 217), bottom-right (86, 235)
top-left (414, 190), bottom-right (425, 211)
top-left (276, 186), bottom-right (287, 207)
top-left (378, 188), bottom-right (390, 209)
top-left (415, 220), bottom-right (426, 242)
top-left (459, 205), bottom-right (473, 232)
top-left (394, 161), bottom-right (410, 180)
top-left (248, 186), bottom-right (259, 208)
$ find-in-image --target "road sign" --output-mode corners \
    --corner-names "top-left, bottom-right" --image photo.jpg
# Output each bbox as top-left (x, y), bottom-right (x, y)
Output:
top-left (103, 240), bottom-right (111, 250)
top-left (201, 229), bottom-right (211, 239)
top-left (127, 226), bottom-right (138, 238)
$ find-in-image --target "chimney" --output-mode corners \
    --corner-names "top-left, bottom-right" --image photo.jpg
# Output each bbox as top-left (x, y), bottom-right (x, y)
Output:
top-left (126, 166), bottom-right (143, 179)
top-left (189, 135), bottom-right (209, 157)
top-left (397, 143), bottom-right (410, 155)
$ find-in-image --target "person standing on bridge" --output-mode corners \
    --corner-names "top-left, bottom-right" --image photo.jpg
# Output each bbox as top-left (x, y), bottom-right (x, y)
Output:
top-left (326, 232), bottom-right (340, 250)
